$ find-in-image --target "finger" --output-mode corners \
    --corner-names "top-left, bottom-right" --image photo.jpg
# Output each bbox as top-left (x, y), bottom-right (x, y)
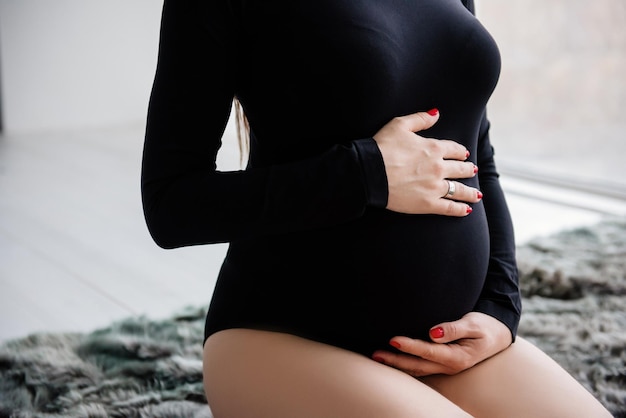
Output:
top-left (436, 139), bottom-right (470, 161)
top-left (429, 315), bottom-right (485, 344)
top-left (399, 108), bottom-right (440, 133)
top-left (389, 337), bottom-right (458, 364)
top-left (429, 199), bottom-right (473, 217)
top-left (372, 350), bottom-right (457, 377)
top-left (441, 160), bottom-right (478, 180)
top-left (419, 137), bottom-right (469, 162)
top-left (388, 338), bottom-right (478, 374)
top-left (441, 180), bottom-right (483, 203)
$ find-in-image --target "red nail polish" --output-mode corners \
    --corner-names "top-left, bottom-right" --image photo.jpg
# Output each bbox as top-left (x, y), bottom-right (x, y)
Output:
top-left (372, 355), bottom-right (386, 364)
top-left (477, 191), bottom-right (483, 199)
top-left (473, 165), bottom-right (478, 174)
top-left (466, 206), bottom-right (473, 214)
top-left (465, 150), bottom-right (470, 158)
top-left (390, 340), bottom-right (402, 349)
top-left (427, 108), bottom-right (439, 116)
top-left (430, 327), bottom-right (445, 339)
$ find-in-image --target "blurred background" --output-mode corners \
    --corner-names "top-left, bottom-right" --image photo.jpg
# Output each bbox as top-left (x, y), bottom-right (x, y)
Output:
top-left (0, 0), bottom-right (625, 342)
top-left (478, 0), bottom-right (626, 204)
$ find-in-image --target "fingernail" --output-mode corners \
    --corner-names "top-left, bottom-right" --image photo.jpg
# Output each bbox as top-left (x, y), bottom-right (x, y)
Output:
top-left (466, 206), bottom-right (473, 214)
top-left (390, 340), bottom-right (402, 349)
top-left (465, 150), bottom-right (470, 158)
top-left (372, 355), bottom-right (386, 364)
top-left (430, 327), bottom-right (445, 339)
top-left (473, 165), bottom-right (478, 174)
top-left (427, 108), bottom-right (439, 116)
top-left (477, 191), bottom-right (483, 199)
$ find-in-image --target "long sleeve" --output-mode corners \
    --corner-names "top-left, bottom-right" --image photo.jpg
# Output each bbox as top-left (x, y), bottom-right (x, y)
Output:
top-left (141, 0), bottom-right (388, 249)
top-left (473, 112), bottom-right (523, 340)
top-left (459, 0), bottom-right (522, 341)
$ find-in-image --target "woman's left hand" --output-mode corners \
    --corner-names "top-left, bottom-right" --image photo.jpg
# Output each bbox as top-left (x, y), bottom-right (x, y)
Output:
top-left (371, 312), bottom-right (512, 377)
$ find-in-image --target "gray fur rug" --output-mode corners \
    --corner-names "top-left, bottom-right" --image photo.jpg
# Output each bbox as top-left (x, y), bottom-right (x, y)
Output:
top-left (1, 218), bottom-right (625, 417)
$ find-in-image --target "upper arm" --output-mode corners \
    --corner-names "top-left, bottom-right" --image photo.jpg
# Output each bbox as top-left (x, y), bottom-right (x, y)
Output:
top-left (140, 1), bottom-right (374, 248)
top-left (143, 0), bottom-right (236, 184)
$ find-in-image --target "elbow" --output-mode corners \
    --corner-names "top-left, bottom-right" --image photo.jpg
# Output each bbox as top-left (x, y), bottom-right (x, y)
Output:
top-left (151, 232), bottom-right (179, 250)
top-left (142, 197), bottom-right (182, 249)
top-left (142, 183), bottom-right (181, 249)
top-left (143, 201), bottom-right (221, 248)
top-left (141, 182), bottom-right (228, 247)
top-left (144, 213), bottom-right (180, 250)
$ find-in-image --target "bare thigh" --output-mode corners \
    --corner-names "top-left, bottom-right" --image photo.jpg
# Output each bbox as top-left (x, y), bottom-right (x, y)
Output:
top-left (203, 328), bottom-right (472, 418)
top-left (421, 337), bottom-right (613, 418)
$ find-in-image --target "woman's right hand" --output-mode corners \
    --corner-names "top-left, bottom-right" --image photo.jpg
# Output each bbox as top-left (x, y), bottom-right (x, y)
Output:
top-left (373, 109), bottom-right (482, 216)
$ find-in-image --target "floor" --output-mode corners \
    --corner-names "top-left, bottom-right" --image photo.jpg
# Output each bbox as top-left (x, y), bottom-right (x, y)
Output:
top-left (1, 114), bottom-right (624, 344)
top-left (0, 123), bottom-right (231, 343)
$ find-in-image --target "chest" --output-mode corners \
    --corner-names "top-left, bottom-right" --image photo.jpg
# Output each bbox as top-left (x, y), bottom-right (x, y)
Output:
top-left (237, 0), bottom-right (500, 143)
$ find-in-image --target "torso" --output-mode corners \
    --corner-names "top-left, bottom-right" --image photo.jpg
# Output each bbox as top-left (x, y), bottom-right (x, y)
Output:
top-left (205, 0), bottom-right (501, 356)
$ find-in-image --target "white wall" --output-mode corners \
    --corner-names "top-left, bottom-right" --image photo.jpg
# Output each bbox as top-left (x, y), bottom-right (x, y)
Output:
top-left (0, 1), bottom-right (163, 134)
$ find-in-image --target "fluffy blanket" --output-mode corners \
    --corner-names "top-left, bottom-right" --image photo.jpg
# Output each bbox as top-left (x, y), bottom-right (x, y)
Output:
top-left (1, 218), bottom-right (625, 417)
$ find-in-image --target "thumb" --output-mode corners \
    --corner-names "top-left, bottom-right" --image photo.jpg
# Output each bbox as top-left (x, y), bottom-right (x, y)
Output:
top-left (402, 108), bottom-right (440, 133)
top-left (428, 317), bottom-right (481, 343)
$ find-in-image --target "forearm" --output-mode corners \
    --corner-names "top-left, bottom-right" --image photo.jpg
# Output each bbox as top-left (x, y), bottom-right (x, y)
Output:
top-left (474, 113), bottom-right (522, 341)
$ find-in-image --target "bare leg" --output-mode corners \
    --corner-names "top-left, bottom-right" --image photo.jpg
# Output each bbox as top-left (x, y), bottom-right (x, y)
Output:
top-left (203, 328), bottom-right (472, 418)
top-left (421, 337), bottom-right (613, 418)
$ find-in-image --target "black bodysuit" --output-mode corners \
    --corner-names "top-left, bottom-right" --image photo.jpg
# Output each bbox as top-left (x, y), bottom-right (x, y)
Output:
top-left (142, 0), bottom-right (522, 356)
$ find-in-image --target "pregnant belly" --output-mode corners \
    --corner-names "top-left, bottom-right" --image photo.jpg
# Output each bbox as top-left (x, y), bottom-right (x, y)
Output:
top-left (220, 204), bottom-right (490, 355)
top-left (344, 206), bottom-right (491, 342)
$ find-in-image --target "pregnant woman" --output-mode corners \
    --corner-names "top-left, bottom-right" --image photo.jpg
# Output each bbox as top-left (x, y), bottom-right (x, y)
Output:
top-left (141, 0), bottom-right (612, 416)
